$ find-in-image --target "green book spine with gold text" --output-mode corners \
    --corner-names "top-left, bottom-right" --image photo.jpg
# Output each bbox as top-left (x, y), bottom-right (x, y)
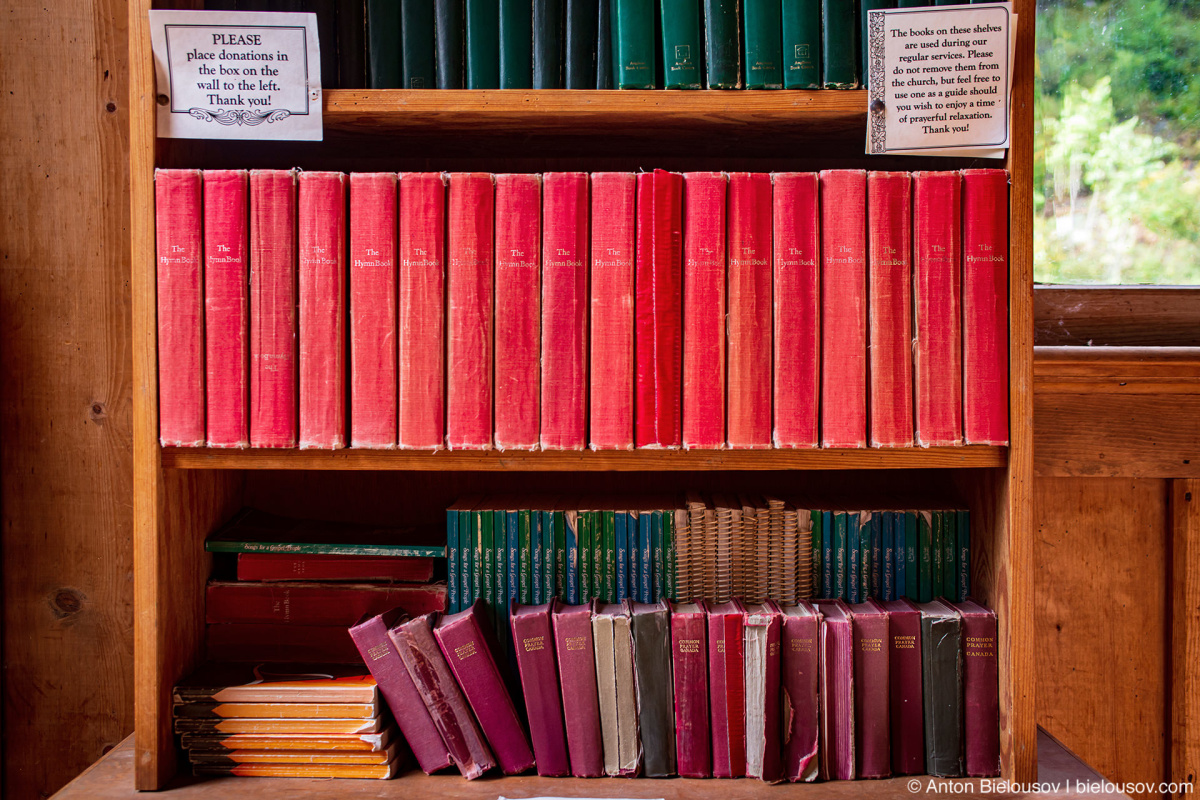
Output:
top-left (579, 509), bottom-right (593, 601)
top-left (742, 0), bottom-right (783, 88)
top-left (612, 0), bottom-right (657, 87)
top-left (660, 0), bottom-right (703, 88)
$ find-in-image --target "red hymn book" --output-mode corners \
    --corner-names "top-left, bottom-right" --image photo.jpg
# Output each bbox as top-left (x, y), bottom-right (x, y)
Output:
top-left (681, 172), bottom-right (727, 449)
top-left (868, 171), bottom-right (914, 448)
top-left (202, 169), bottom-right (248, 448)
top-left (726, 172), bottom-right (773, 449)
top-left (772, 173), bottom-right (820, 449)
top-left (349, 173), bottom-right (397, 448)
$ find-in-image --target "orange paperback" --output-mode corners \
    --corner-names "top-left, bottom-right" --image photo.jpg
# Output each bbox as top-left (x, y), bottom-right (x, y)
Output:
top-left (181, 727), bottom-right (394, 752)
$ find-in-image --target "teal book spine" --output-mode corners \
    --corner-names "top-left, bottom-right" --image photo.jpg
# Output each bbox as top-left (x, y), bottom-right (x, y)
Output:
top-left (742, 0), bottom-right (783, 88)
top-left (660, 0), bottom-right (703, 88)
top-left (367, 0), bottom-right (402, 88)
top-left (591, 511), bottom-right (604, 601)
top-left (860, 512), bottom-right (871, 602)
top-left (480, 510), bottom-right (495, 612)
top-left (612, 0), bottom-right (657, 87)
top-left (531, 510), bottom-right (543, 605)
top-left (897, 0), bottom-right (926, 5)
top-left (565, 511), bottom-right (580, 603)
top-left (870, 512), bottom-right (882, 599)
top-left (860, 0), bottom-right (894, 86)
top-left (639, 512), bottom-right (652, 603)
top-left (519, 509), bottom-right (533, 604)
top-left (542, 511), bottom-right (555, 607)
top-left (919, 510), bottom-right (933, 602)
top-left (664, 510), bottom-right (676, 601)
top-left (651, 510), bottom-right (664, 601)
top-left (435, 0), bottom-right (465, 88)
top-left (400, 0), bottom-right (436, 87)
top-left (821, 0), bottom-right (858, 88)
top-left (466, 0), bottom-right (501, 87)
top-left (533, 0), bottom-right (564, 87)
top-left (616, 513), bottom-right (629, 601)
top-left (603, 511), bottom-right (616, 602)
top-left (596, 0), bottom-right (613, 87)
top-left (507, 511), bottom-right (519, 611)
top-left (555, 511), bottom-right (567, 600)
top-left (822, 511), bottom-right (833, 599)
top-left (833, 511), bottom-right (847, 600)
top-left (565, 0), bottom-right (599, 87)
top-left (942, 511), bottom-right (957, 600)
top-left (703, 0), bottom-right (741, 87)
top-left (629, 512), bottom-right (641, 601)
top-left (931, 511), bottom-right (943, 597)
top-left (499, 0), bottom-right (534, 86)
top-left (847, 512), bottom-right (861, 604)
top-left (781, 0), bottom-right (819, 88)
top-left (957, 510), bottom-right (970, 602)
top-left (906, 511), bottom-right (919, 600)
top-left (447, 509), bottom-right (459, 613)
top-left (810, 510), bottom-right (823, 598)
top-left (494, 511), bottom-right (508, 646)
top-left (883, 511), bottom-right (895, 601)
top-left (579, 510), bottom-right (592, 601)
top-left (461, 510), bottom-right (474, 607)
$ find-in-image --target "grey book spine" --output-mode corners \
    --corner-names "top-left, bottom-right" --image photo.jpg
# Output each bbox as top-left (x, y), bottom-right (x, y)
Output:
top-left (920, 602), bottom-right (964, 777)
top-left (629, 600), bottom-right (676, 776)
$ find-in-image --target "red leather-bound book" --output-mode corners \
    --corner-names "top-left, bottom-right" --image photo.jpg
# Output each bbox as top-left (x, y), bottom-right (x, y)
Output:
top-left (780, 601), bottom-right (821, 782)
top-left (446, 173), bottom-right (495, 450)
top-left (298, 171), bottom-right (346, 450)
top-left (681, 171), bottom-right (727, 450)
top-left (815, 599), bottom-right (855, 780)
top-left (349, 608), bottom-right (453, 774)
top-left (727, 172), bottom-right (773, 449)
top-left (868, 171), bottom-right (914, 448)
top-left (670, 600), bottom-right (710, 777)
top-left (953, 599), bottom-right (1000, 777)
top-left (349, 173), bottom-right (397, 449)
top-left (772, 173), bottom-right (820, 449)
top-left (588, 173), bottom-right (637, 450)
top-left (156, 168), bottom-right (204, 447)
top-left (819, 169), bottom-right (868, 449)
top-left (744, 601), bottom-right (783, 782)
top-left (849, 599), bottom-right (891, 778)
top-left (914, 171), bottom-right (964, 446)
top-left (708, 599), bottom-right (746, 778)
top-left (249, 169), bottom-right (298, 448)
top-left (541, 172), bottom-right (589, 451)
top-left (511, 602), bottom-right (570, 776)
top-left (205, 581), bottom-right (446, 625)
top-left (634, 169), bottom-right (684, 449)
top-left (397, 172), bottom-right (447, 450)
top-left (962, 169), bottom-right (1009, 446)
top-left (236, 552), bottom-right (435, 583)
top-left (881, 597), bottom-right (924, 775)
top-left (202, 169), bottom-right (248, 448)
top-left (206, 623), bottom-right (360, 663)
top-left (551, 600), bottom-right (604, 777)
top-left (493, 174), bottom-right (541, 451)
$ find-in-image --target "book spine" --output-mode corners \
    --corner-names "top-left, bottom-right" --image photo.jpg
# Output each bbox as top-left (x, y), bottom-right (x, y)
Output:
top-left (742, 0), bottom-right (783, 88)
top-left (961, 608), bottom-right (1000, 776)
top-left (811, 510), bottom-right (823, 598)
top-left (555, 511), bottom-right (568, 599)
top-left (206, 583), bottom-right (445, 624)
top-left (499, 0), bottom-right (534, 87)
top-left (761, 611), bottom-right (784, 782)
top-left (602, 512), bottom-right (616, 602)
top-left (819, 170), bottom-right (868, 448)
top-left (578, 511), bottom-right (592, 600)
top-left (494, 174), bottom-right (542, 450)
top-left (234, 553), bottom-right (435, 582)
top-left (681, 172), bottom-right (727, 449)
top-left (931, 511), bottom-right (943, 598)
top-left (660, 0), bottom-right (703, 88)
top-left (349, 173), bottom-right (397, 448)
top-left (860, 514), bottom-right (872, 602)
top-left (629, 606), bottom-right (674, 777)
top-left (833, 512), bottom-right (847, 600)
top-left (962, 169), bottom-right (1009, 445)
top-left (532, 511), bottom-right (544, 604)
top-left (893, 513), bottom-right (904, 601)
top-left (612, 0), bottom-right (656, 87)
top-left (672, 610), bottom-right (710, 777)
top-left (772, 172), bottom-right (820, 448)
top-left (639, 512), bottom-right (652, 602)
top-left (591, 511), bottom-right (604, 600)
top-left (868, 172), bottom-right (914, 448)
top-left (466, 0), bottom-right (500, 87)
top-left (707, 611), bottom-right (731, 777)
top-left (943, 511), bottom-right (958, 599)
top-left (447, 173), bottom-right (495, 449)
top-left (202, 170), bottom-right (248, 448)
top-left (596, 0), bottom-right (613, 87)
top-left (824, 611), bottom-right (856, 780)
top-left (921, 613), bottom-right (963, 777)
top-left (400, 0), bottom-right (436, 87)
top-left (664, 510), bottom-right (676, 601)
top-left (564, 511), bottom-right (579, 602)
top-left (616, 514), bottom-right (629, 601)
top-left (887, 607), bottom-right (923, 774)
top-left (871, 514), bottom-right (882, 599)
top-left (782, 612), bottom-right (819, 781)
top-left (206, 624), bottom-right (360, 664)
top-left (462, 510), bottom-right (475, 605)
top-left (519, 509), bottom-right (533, 604)
top-left (533, 0), bottom-right (564, 87)
top-left (506, 511), bottom-right (519, 611)
top-left (249, 170), bottom-right (298, 448)
top-left (847, 513), bottom-right (860, 604)
top-left (553, 606), bottom-right (605, 776)
top-left (883, 513), bottom-right (895, 601)
top-left (337, 0), bottom-right (367, 88)
top-left (821, 0), bottom-right (859, 88)
top-left (726, 173), bottom-right (773, 448)
top-left (703, 0), bottom-right (741, 87)
top-left (367, 0), bottom-right (402, 87)
top-left (565, 0), bottom-right (599, 87)
top-left (854, 611), bottom-right (891, 778)
top-left (435, 0), bottom-right (465, 88)
top-left (957, 510), bottom-right (970, 602)
top-left (781, 0), bottom-right (819, 88)
top-left (512, 609), bottom-right (570, 776)
top-left (482, 510), bottom-right (496, 610)
top-left (919, 511), bottom-right (933, 602)
top-left (473, 511), bottom-right (486, 606)
top-left (448, 511), bottom-right (460, 613)
top-left (496, 513), bottom-right (509, 647)
top-left (543, 511), bottom-right (556, 603)
top-left (822, 512), bottom-right (833, 599)
top-left (717, 613), bottom-right (747, 777)
top-left (905, 512), bottom-right (918, 600)
top-left (860, 0), bottom-right (895, 85)
top-left (629, 513), bottom-right (641, 600)
top-left (652, 511), bottom-right (664, 600)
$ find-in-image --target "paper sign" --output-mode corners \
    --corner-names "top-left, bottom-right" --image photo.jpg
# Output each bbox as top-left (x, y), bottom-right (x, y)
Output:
top-left (866, 3), bottom-right (1013, 157)
top-left (149, 10), bottom-right (322, 141)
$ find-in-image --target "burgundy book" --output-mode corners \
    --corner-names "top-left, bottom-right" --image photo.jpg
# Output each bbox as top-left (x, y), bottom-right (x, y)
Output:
top-left (205, 623), bottom-right (360, 664)
top-left (156, 168), bottom-right (204, 447)
top-left (743, 601), bottom-right (783, 782)
top-left (708, 599), bottom-right (746, 778)
top-left (771, 173), bottom-right (819, 449)
top-left (867, 171), bottom-right (914, 448)
top-left (913, 170), bottom-right (963, 446)
top-left (819, 169), bottom-right (868, 448)
top-left (236, 553), bottom-right (435, 583)
top-left (954, 599), bottom-right (1000, 777)
top-left (962, 169), bottom-right (1009, 446)
top-left (434, 602), bottom-right (535, 775)
top-left (205, 581), bottom-right (446, 625)
top-left (493, 173), bottom-right (542, 451)
top-left (780, 602), bottom-right (821, 782)
top-left (588, 173), bottom-right (637, 450)
top-left (202, 169), bottom-right (249, 449)
top-left (389, 613), bottom-right (496, 779)
top-left (249, 170), bottom-right (298, 448)
top-left (446, 173), bottom-right (495, 450)
top-left (881, 597), bottom-right (924, 775)
top-left (551, 600), bottom-right (604, 777)
top-left (634, 169), bottom-right (684, 449)
top-left (397, 172), bottom-right (447, 450)
top-left (849, 599), bottom-right (891, 778)
top-left (349, 172), bottom-right (397, 449)
top-left (298, 171), bottom-right (347, 450)
top-left (670, 600), bottom-right (710, 777)
top-left (726, 173), bottom-right (772, 450)
top-left (815, 599), bottom-right (855, 780)
top-left (511, 602), bottom-right (570, 776)
top-left (681, 171), bottom-right (727, 450)
top-left (349, 608), bottom-right (453, 774)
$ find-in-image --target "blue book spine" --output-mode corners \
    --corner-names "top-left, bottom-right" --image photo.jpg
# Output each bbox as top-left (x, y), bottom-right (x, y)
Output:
top-left (833, 512), bottom-right (846, 600)
top-left (847, 512), bottom-right (860, 604)
top-left (958, 509), bottom-right (970, 602)
top-left (629, 511), bottom-right (640, 602)
top-left (507, 511), bottom-right (520, 610)
top-left (652, 510), bottom-right (664, 601)
top-left (809, 510), bottom-right (822, 599)
top-left (542, 511), bottom-right (555, 605)
top-left (861, 514), bottom-right (872, 602)
top-left (565, 511), bottom-right (580, 604)
top-left (870, 512), bottom-right (882, 599)
top-left (554, 511), bottom-right (567, 600)
top-left (492, 512), bottom-right (506, 650)
top-left (616, 512), bottom-right (629, 601)
top-left (591, 512), bottom-right (604, 601)
top-left (883, 511), bottom-right (895, 601)
top-left (894, 511), bottom-right (904, 601)
top-left (822, 511), bottom-right (833, 599)
top-left (531, 510), bottom-right (543, 605)
top-left (447, 509), bottom-right (460, 613)
top-left (639, 512), bottom-right (653, 603)
top-left (471, 512), bottom-right (483, 604)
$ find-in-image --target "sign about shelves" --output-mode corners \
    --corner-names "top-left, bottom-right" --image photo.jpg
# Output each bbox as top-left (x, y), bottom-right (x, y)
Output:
top-left (866, 3), bottom-right (1015, 158)
top-left (148, 10), bottom-right (322, 141)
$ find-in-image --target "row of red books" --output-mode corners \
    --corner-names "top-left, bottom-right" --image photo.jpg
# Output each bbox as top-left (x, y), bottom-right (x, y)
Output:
top-left (155, 167), bottom-right (1008, 450)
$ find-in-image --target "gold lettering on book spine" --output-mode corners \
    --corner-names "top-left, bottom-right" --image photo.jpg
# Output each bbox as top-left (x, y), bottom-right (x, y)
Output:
top-left (367, 643), bottom-right (390, 661)
top-left (523, 635), bottom-right (545, 652)
top-left (678, 639), bottom-right (700, 653)
top-left (454, 641), bottom-right (478, 660)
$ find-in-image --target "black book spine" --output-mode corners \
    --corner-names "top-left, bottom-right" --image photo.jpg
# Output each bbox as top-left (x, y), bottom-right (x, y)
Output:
top-left (336, 0), bottom-right (367, 88)
top-left (533, 0), bottom-right (565, 88)
top-left (921, 611), bottom-right (964, 777)
top-left (595, 0), bottom-right (613, 87)
top-left (564, 0), bottom-right (599, 89)
top-left (435, 0), bottom-right (466, 88)
top-left (631, 604), bottom-right (677, 777)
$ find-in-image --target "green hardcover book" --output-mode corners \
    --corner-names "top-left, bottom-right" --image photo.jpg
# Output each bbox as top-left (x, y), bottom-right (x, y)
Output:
top-left (660, 0), bottom-right (703, 88)
top-left (400, 0), bottom-right (436, 87)
top-left (931, 510), bottom-right (943, 598)
top-left (957, 509), bottom-right (970, 602)
top-left (446, 502), bottom-right (462, 613)
top-left (590, 510), bottom-right (604, 600)
top-left (555, 510), bottom-right (567, 599)
top-left (665, 509), bottom-right (677, 602)
top-left (499, 0), bottom-right (533, 86)
top-left (859, 511), bottom-right (872, 602)
top-left (466, 0), bottom-right (501, 87)
top-left (833, 511), bottom-right (848, 600)
top-left (742, 0), bottom-right (783, 88)
top-left (860, 0), bottom-right (894, 87)
top-left (367, 0), bottom-right (401, 87)
top-left (480, 509), bottom-right (494, 612)
top-left (919, 510), bottom-right (933, 602)
top-left (905, 510), bottom-right (919, 600)
top-left (493, 508), bottom-right (508, 646)
top-left (459, 508), bottom-right (474, 605)
top-left (703, 0), bottom-right (741, 87)
top-left (579, 508), bottom-right (593, 601)
top-left (651, 510), bottom-right (664, 601)
top-left (781, 0), bottom-right (819, 88)
top-left (519, 508), bottom-right (533, 604)
top-left (941, 510), bottom-right (957, 600)
top-left (821, 0), bottom-right (859, 88)
top-left (810, 509), bottom-right (823, 598)
top-left (603, 510), bottom-right (617, 602)
top-left (542, 510), bottom-right (556, 606)
top-left (612, 0), bottom-right (657, 88)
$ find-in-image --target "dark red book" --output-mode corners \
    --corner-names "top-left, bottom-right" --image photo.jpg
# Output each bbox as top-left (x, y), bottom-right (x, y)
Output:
top-left (815, 599), bottom-right (855, 780)
top-left (708, 599), bottom-right (746, 778)
top-left (780, 601), bottom-right (821, 782)
top-left (205, 581), bottom-right (446, 625)
top-left (914, 171), bottom-right (963, 446)
top-left (849, 599), bottom-right (891, 778)
top-left (681, 171), bottom-right (727, 450)
top-left (349, 608), bottom-right (454, 774)
top-left (349, 173), bottom-right (397, 449)
top-left (397, 172), bottom-right (447, 450)
top-left (772, 172), bottom-right (820, 449)
top-left (236, 553), bottom-right (435, 583)
top-left (743, 601), bottom-right (783, 782)
top-left (962, 169), bottom-right (1009, 446)
top-left (726, 173), bottom-right (772, 450)
top-left (868, 171), bottom-right (914, 448)
top-left (156, 168), bottom-right (204, 447)
top-left (551, 600), bottom-right (604, 777)
top-left (954, 599), bottom-right (1000, 777)
top-left (389, 613), bottom-right (496, 779)
top-left (435, 602), bottom-right (535, 775)
top-left (819, 169), bottom-right (868, 449)
top-left (206, 623), bottom-right (360, 664)
top-left (511, 602), bottom-right (570, 776)
top-left (634, 169), bottom-right (684, 449)
top-left (541, 172), bottom-right (589, 451)
top-left (588, 173), bottom-right (637, 450)
top-left (446, 173), bottom-right (495, 450)
top-left (670, 600), bottom-right (710, 778)
top-left (881, 597), bottom-right (924, 775)
top-left (298, 171), bottom-right (347, 450)
top-left (493, 174), bottom-right (541, 451)
top-left (202, 169), bottom-right (249, 449)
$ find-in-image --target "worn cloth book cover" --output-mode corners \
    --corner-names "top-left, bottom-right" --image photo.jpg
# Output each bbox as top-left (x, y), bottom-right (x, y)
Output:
top-left (173, 701), bottom-right (376, 720)
top-left (780, 602), bottom-right (821, 782)
top-left (781, 0), bottom-right (819, 88)
top-left (660, 0), bottom-right (702, 88)
top-left (533, 0), bottom-right (565, 87)
top-left (400, 0), bottom-right (436, 87)
top-left (743, 601), bottom-right (783, 782)
top-left (742, 0), bottom-right (783, 87)
top-left (207, 581), bottom-right (445, 626)
top-left (880, 598), bottom-right (924, 774)
top-left (494, 174), bottom-right (542, 450)
top-left (815, 599), bottom-right (855, 780)
top-left (708, 598), bottom-right (747, 777)
top-left (552, 600), bottom-right (605, 776)
top-left (629, 599), bottom-right (676, 776)
top-left (849, 599), bottom-right (891, 778)
top-left (954, 599), bottom-right (1000, 777)
top-left (181, 729), bottom-right (394, 752)
top-left (726, 172), bottom-right (773, 448)
top-left (174, 663), bottom-right (377, 705)
top-left (511, 602), bottom-right (570, 776)
top-left (681, 172), bottom-right (727, 449)
top-left (703, 0), bottom-right (741, 87)
top-left (669, 600), bottom-right (710, 777)
top-left (868, 171), bottom-right (914, 447)
top-left (918, 599), bottom-right (964, 777)
top-left (205, 508), bottom-right (444, 558)
top-left (594, 602), bottom-right (641, 775)
top-left (589, 173), bottom-right (637, 449)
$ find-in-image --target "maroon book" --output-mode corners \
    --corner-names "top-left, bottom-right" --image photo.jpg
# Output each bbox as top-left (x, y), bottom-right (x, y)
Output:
top-left (780, 602), bottom-right (821, 782)
top-left (954, 599), bottom-right (1000, 777)
top-left (349, 608), bottom-right (453, 774)
top-left (881, 597), bottom-right (924, 775)
top-left (388, 613), bottom-right (496, 779)
top-left (511, 602), bottom-right (570, 776)
top-left (815, 600), bottom-right (855, 780)
top-left (849, 599), bottom-right (891, 778)
top-left (552, 600), bottom-right (605, 777)
top-left (434, 602), bottom-right (535, 775)
top-left (743, 601), bottom-right (783, 782)
top-left (670, 600), bottom-right (710, 777)
top-left (708, 599), bottom-right (746, 778)
top-left (205, 623), bottom-right (360, 664)
top-left (236, 553), bottom-right (436, 583)
top-left (206, 581), bottom-right (446, 625)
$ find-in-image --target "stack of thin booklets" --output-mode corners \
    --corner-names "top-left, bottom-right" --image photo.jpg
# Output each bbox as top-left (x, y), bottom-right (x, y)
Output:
top-left (173, 662), bottom-right (404, 779)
